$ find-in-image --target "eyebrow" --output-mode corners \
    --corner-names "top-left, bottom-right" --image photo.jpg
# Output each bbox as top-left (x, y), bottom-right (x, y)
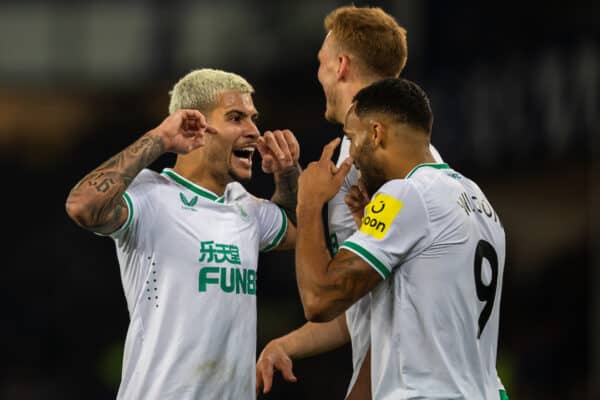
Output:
top-left (225, 109), bottom-right (259, 121)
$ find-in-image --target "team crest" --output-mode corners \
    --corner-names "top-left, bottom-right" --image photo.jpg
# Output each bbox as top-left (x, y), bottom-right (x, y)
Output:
top-left (359, 193), bottom-right (403, 239)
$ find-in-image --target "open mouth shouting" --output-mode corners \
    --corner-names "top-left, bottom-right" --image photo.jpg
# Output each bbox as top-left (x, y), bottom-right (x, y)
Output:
top-left (232, 145), bottom-right (256, 170)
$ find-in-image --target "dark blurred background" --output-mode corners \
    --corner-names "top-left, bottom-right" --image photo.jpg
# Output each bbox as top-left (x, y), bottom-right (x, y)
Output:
top-left (1, 0), bottom-right (598, 399)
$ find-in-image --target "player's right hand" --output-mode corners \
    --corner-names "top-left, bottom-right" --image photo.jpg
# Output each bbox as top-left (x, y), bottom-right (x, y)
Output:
top-left (256, 340), bottom-right (297, 396)
top-left (345, 179), bottom-right (370, 228)
top-left (298, 138), bottom-right (353, 206)
top-left (149, 109), bottom-right (217, 154)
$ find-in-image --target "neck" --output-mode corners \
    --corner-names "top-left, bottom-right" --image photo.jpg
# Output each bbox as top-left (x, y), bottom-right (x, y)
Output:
top-left (337, 77), bottom-right (381, 123)
top-left (172, 153), bottom-right (229, 196)
top-left (382, 143), bottom-right (437, 181)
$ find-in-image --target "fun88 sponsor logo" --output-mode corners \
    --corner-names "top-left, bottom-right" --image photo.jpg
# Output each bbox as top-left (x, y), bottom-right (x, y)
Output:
top-left (197, 240), bottom-right (256, 295)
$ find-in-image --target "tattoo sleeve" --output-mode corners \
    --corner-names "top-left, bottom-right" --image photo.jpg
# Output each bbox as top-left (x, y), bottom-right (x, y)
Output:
top-left (66, 132), bottom-right (165, 234)
top-left (271, 162), bottom-right (301, 226)
top-left (295, 203), bottom-right (382, 322)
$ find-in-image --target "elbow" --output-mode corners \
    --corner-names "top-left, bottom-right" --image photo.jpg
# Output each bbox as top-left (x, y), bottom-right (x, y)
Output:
top-left (65, 195), bottom-right (95, 229)
top-left (302, 295), bottom-right (337, 323)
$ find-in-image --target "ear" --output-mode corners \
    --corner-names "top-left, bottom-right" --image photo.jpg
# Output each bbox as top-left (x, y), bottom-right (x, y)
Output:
top-left (370, 121), bottom-right (385, 149)
top-left (337, 54), bottom-right (350, 81)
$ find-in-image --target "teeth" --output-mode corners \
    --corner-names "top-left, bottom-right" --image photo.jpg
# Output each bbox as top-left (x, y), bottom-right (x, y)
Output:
top-left (242, 147), bottom-right (254, 152)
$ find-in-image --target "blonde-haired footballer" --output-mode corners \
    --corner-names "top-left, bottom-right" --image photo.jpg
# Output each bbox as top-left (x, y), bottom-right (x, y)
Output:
top-left (66, 68), bottom-right (300, 399)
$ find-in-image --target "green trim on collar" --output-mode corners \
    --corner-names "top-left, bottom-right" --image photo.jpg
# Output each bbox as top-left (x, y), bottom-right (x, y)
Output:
top-left (405, 163), bottom-right (450, 179)
top-left (161, 169), bottom-right (224, 203)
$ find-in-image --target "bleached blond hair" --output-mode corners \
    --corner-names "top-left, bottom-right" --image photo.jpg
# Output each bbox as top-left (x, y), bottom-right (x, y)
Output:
top-left (168, 68), bottom-right (254, 114)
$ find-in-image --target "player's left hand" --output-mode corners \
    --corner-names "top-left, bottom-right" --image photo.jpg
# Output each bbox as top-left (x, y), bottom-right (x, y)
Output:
top-left (256, 340), bottom-right (297, 396)
top-left (298, 138), bottom-right (352, 206)
top-left (257, 129), bottom-right (300, 174)
top-left (344, 179), bottom-right (370, 228)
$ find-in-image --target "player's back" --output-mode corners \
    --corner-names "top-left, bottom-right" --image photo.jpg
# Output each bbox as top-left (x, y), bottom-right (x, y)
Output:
top-left (417, 166), bottom-right (506, 397)
top-left (406, 165), bottom-right (504, 399)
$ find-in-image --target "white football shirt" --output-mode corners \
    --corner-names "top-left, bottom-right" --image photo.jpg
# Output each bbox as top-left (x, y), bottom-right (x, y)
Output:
top-left (327, 136), bottom-right (443, 395)
top-left (110, 168), bottom-right (287, 400)
top-left (340, 163), bottom-right (505, 399)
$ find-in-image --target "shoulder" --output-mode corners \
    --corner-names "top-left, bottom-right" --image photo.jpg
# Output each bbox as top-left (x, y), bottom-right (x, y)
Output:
top-left (226, 182), bottom-right (277, 215)
top-left (405, 164), bottom-right (465, 196)
top-left (126, 169), bottom-right (172, 202)
top-left (368, 180), bottom-right (426, 224)
top-left (225, 181), bottom-right (255, 204)
top-left (132, 168), bottom-right (167, 187)
top-left (376, 179), bottom-right (420, 200)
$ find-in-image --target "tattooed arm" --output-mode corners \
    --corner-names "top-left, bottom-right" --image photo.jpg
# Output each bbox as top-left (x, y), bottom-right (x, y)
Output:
top-left (257, 129), bottom-right (301, 226)
top-left (66, 109), bottom-right (213, 234)
top-left (294, 138), bottom-right (381, 322)
top-left (295, 206), bottom-right (382, 322)
top-left (271, 162), bottom-right (301, 227)
top-left (255, 129), bottom-right (301, 250)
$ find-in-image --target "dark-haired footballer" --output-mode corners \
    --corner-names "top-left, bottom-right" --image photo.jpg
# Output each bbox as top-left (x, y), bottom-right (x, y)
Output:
top-left (294, 78), bottom-right (507, 400)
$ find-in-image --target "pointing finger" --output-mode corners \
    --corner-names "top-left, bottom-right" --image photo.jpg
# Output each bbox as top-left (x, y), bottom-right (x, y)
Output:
top-left (333, 156), bottom-right (353, 183)
top-left (319, 137), bottom-right (341, 163)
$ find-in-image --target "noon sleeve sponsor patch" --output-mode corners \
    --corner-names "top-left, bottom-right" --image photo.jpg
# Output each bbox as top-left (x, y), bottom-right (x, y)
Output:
top-left (359, 193), bottom-right (403, 240)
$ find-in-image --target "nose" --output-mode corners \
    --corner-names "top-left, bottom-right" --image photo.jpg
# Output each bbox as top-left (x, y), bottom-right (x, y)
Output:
top-left (245, 121), bottom-right (260, 139)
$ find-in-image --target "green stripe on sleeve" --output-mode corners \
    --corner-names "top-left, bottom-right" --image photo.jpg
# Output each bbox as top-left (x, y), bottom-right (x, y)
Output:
top-left (109, 192), bottom-right (134, 238)
top-left (122, 192), bottom-right (134, 230)
top-left (499, 390), bottom-right (509, 400)
top-left (340, 241), bottom-right (390, 279)
top-left (261, 207), bottom-right (288, 252)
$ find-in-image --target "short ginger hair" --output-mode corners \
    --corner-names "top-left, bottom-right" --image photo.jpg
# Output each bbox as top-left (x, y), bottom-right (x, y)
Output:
top-left (324, 5), bottom-right (408, 78)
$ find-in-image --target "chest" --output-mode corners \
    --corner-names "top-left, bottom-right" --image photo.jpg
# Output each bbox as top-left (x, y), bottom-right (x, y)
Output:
top-left (147, 196), bottom-right (261, 273)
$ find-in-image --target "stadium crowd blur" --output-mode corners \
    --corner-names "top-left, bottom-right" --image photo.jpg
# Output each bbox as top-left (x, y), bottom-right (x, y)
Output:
top-left (1, 0), bottom-right (597, 399)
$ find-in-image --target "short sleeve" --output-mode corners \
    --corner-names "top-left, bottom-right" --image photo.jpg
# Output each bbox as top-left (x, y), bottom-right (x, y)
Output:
top-left (106, 192), bottom-right (134, 239)
top-left (340, 180), bottom-right (430, 279)
top-left (255, 199), bottom-right (287, 252)
top-left (109, 169), bottom-right (158, 244)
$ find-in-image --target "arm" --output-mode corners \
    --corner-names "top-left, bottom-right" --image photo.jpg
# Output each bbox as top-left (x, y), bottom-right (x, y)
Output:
top-left (296, 209), bottom-right (381, 322)
top-left (265, 162), bottom-right (299, 250)
top-left (256, 313), bottom-right (350, 395)
top-left (272, 218), bottom-right (297, 251)
top-left (257, 129), bottom-right (301, 226)
top-left (295, 139), bottom-right (382, 322)
top-left (65, 109), bottom-right (213, 234)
